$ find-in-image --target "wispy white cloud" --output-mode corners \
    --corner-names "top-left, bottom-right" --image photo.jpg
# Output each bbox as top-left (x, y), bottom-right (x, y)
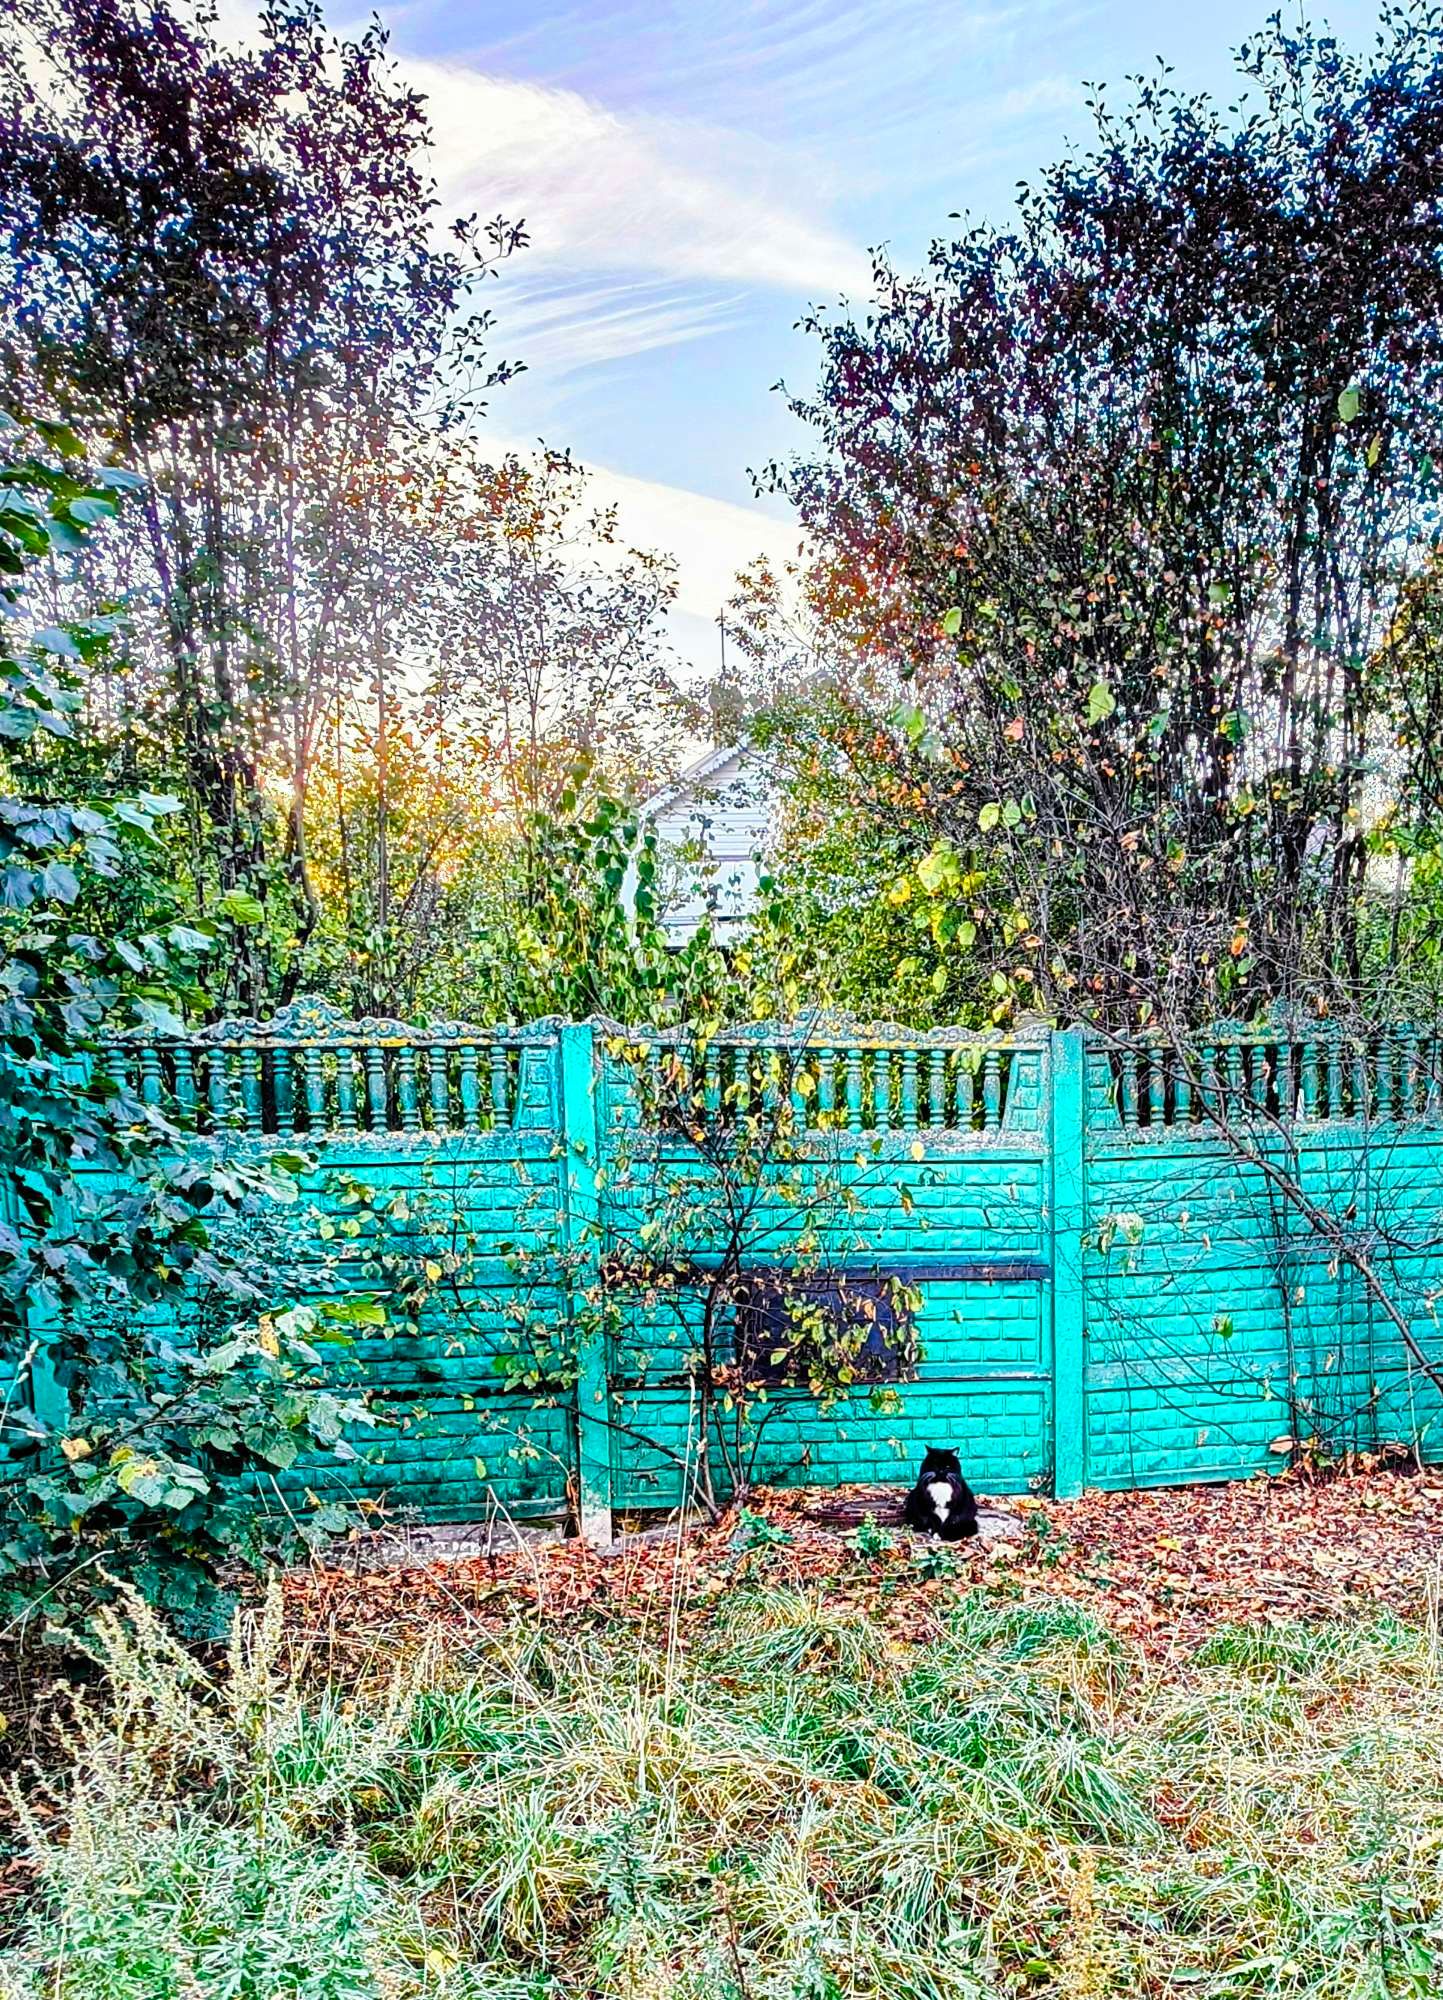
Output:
top-left (483, 273), bottom-right (744, 380)
top-left (989, 75), bottom-right (1083, 121)
top-left (410, 57), bottom-right (872, 300)
top-left (213, 3), bottom-right (874, 375)
top-left (418, 1), bottom-right (1084, 204)
top-left (439, 1), bottom-right (1027, 144)
top-left (576, 461), bottom-right (803, 633)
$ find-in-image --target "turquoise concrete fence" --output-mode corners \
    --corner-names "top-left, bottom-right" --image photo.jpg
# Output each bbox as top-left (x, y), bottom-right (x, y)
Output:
top-left (77, 1001), bottom-right (1443, 1540)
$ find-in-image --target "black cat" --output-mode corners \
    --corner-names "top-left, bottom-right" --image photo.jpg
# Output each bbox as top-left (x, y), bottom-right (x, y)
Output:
top-left (902, 1446), bottom-right (979, 1541)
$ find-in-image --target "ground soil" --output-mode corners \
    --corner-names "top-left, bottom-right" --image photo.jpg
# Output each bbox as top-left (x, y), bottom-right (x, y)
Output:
top-left (280, 1463), bottom-right (1443, 1671)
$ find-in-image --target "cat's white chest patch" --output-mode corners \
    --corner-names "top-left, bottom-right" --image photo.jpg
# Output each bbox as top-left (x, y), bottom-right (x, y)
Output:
top-left (926, 1478), bottom-right (953, 1521)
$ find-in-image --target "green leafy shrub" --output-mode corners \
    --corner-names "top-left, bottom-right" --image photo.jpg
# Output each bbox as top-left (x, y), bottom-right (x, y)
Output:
top-left (0, 419), bottom-right (374, 1631)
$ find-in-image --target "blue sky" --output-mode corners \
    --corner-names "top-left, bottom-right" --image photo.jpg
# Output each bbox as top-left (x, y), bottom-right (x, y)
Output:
top-left (310, 0), bottom-right (1391, 680)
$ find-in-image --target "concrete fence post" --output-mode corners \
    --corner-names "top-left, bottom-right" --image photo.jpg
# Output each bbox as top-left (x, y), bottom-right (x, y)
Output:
top-left (1, 1170), bottom-right (68, 1442)
top-left (558, 1022), bottom-right (612, 1546)
top-left (1049, 1027), bottom-right (1088, 1498)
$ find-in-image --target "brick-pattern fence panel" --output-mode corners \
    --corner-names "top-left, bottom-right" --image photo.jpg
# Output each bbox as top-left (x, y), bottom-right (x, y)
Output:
top-left (599, 1033), bottom-right (1055, 1507)
top-left (277, 1139), bottom-right (574, 1522)
top-left (1082, 1034), bottom-right (1443, 1489)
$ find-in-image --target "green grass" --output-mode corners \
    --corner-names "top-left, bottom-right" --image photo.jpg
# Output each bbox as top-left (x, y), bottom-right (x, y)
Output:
top-left (3, 1581), bottom-right (1443, 1997)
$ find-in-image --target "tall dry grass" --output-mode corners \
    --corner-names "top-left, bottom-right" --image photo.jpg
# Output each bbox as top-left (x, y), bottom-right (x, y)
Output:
top-left (3, 1575), bottom-right (1442, 1996)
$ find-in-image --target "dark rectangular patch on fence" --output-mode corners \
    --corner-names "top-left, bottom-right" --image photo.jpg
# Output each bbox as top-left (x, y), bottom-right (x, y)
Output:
top-left (733, 1272), bottom-right (912, 1385)
top-left (885, 1260), bottom-right (1051, 1284)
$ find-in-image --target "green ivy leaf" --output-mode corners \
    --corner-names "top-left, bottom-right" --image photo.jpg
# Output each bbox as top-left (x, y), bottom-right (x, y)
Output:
top-left (218, 889), bottom-right (265, 925)
top-left (65, 496), bottom-right (117, 525)
top-left (1086, 682), bottom-right (1116, 725)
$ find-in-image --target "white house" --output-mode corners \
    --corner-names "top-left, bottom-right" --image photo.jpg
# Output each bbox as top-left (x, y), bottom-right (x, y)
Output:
top-left (633, 738), bottom-right (775, 943)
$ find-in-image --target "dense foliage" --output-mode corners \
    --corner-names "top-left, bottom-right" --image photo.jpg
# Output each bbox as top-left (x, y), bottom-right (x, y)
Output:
top-left (0, 0), bottom-right (716, 1025)
top-left (0, 420), bottom-right (372, 1633)
top-left (765, 7), bottom-right (1443, 1028)
top-left (0, 0), bottom-right (529, 1011)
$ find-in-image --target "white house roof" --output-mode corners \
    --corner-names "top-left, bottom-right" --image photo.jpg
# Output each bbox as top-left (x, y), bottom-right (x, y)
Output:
top-left (638, 740), bottom-right (757, 819)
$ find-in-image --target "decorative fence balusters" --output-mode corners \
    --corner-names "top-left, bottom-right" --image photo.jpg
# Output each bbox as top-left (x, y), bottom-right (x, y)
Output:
top-left (362, 1046), bottom-right (386, 1130)
top-left (1217, 1043), bottom-right (1239, 1119)
top-left (1174, 1056), bottom-right (1193, 1126)
top-left (1324, 1036), bottom-right (1342, 1120)
top-left (873, 1049), bottom-right (892, 1132)
top-left (760, 1052), bottom-right (780, 1117)
top-left (1119, 1051), bottom-right (1139, 1128)
top-left (900, 1049), bottom-right (919, 1131)
top-left (845, 1048), bottom-right (864, 1131)
top-left (207, 1047), bottom-right (229, 1127)
top-left (427, 1047), bottom-right (450, 1129)
top-left (102, 1047), bottom-right (129, 1100)
top-left (1403, 1032), bottom-right (1421, 1120)
top-left (396, 1047), bottom-right (420, 1133)
top-left (273, 1046), bottom-right (295, 1136)
top-left (789, 1055), bottom-right (810, 1125)
top-left (1144, 1049), bottom-right (1163, 1128)
top-left (1247, 1042), bottom-right (1268, 1114)
top-left (489, 1043), bottom-right (512, 1130)
top-left (336, 1047), bottom-right (359, 1132)
top-left (1183, 1048), bottom-right (1207, 1128)
top-left (817, 1048), bottom-right (837, 1122)
top-left (928, 1048), bottom-right (947, 1128)
top-left (1348, 1039), bottom-right (1367, 1120)
top-left (239, 1049), bottom-right (263, 1133)
top-left (982, 1050), bottom-right (1001, 1132)
top-left (138, 1044), bottom-right (163, 1109)
top-left (304, 1048), bottom-right (327, 1131)
top-left (954, 1053), bottom-right (976, 1131)
top-left (101, 1001), bottom-right (1443, 1147)
top-left (457, 1046), bottom-right (481, 1132)
top-left (1373, 1035), bottom-right (1392, 1122)
top-left (732, 1045), bottom-right (752, 1117)
top-left (1300, 1040), bottom-right (1319, 1121)
top-left (172, 1045), bottom-right (197, 1117)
